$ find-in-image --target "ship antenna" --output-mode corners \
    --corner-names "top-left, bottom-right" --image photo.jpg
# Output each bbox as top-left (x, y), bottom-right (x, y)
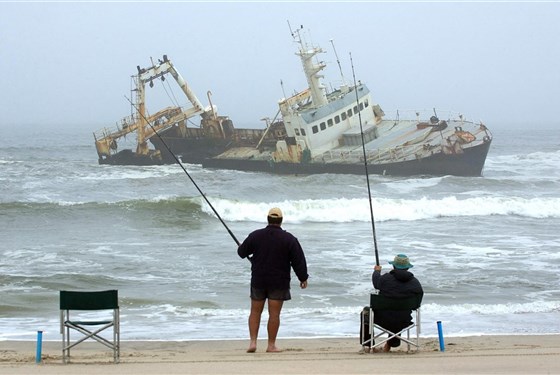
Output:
top-left (280, 79), bottom-right (287, 101)
top-left (287, 20), bottom-right (295, 38)
top-left (123, 95), bottom-right (245, 253)
top-left (287, 20), bottom-right (303, 40)
top-left (330, 39), bottom-right (346, 86)
top-left (349, 52), bottom-right (380, 266)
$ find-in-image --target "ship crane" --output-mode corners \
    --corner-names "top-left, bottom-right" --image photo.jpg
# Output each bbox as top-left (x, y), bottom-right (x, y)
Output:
top-left (94, 55), bottom-right (228, 164)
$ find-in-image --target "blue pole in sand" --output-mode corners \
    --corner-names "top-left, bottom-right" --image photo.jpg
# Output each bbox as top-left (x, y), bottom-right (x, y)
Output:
top-left (437, 321), bottom-right (445, 352)
top-left (36, 331), bottom-right (43, 364)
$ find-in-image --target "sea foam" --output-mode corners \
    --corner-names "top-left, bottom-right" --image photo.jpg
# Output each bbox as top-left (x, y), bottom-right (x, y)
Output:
top-left (198, 196), bottom-right (560, 222)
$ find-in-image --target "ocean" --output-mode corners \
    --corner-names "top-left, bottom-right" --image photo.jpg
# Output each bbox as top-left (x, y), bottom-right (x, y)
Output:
top-left (1, 123), bottom-right (559, 342)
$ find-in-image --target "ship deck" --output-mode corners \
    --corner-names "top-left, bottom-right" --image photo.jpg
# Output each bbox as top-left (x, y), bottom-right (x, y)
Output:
top-left (209, 117), bottom-right (491, 169)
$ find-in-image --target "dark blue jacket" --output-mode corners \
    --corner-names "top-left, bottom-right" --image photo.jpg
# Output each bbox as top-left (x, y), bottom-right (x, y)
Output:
top-left (372, 269), bottom-right (424, 327)
top-left (238, 225), bottom-right (308, 290)
top-left (372, 269), bottom-right (423, 301)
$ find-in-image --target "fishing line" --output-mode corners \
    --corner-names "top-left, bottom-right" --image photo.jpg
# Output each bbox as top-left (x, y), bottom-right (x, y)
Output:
top-left (349, 53), bottom-right (380, 266)
top-left (124, 95), bottom-right (241, 247)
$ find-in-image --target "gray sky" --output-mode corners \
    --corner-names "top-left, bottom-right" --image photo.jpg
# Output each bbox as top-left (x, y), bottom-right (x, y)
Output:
top-left (1, 1), bottom-right (559, 130)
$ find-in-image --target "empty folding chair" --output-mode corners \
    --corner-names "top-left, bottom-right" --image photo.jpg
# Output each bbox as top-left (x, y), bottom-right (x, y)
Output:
top-left (60, 289), bottom-right (120, 363)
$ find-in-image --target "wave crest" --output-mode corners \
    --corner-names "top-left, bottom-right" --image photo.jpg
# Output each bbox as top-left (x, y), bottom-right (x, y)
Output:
top-left (199, 196), bottom-right (560, 222)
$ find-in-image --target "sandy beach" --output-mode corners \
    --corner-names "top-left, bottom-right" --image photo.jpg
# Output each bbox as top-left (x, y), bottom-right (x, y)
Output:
top-left (1, 335), bottom-right (559, 374)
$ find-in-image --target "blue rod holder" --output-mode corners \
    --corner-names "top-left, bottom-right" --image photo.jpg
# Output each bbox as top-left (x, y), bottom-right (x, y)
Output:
top-left (437, 321), bottom-right (445, 352)
top-left (36, 331), bottom-right (43, 364)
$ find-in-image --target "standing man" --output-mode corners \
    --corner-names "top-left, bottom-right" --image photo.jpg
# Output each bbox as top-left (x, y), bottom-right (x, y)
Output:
top-left (372, 254), bottom-right (423, 352)
top-left (238, 207), bottom-right (308, 353)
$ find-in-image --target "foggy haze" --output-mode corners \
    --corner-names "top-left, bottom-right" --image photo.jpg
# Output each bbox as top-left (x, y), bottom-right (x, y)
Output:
top-left (1, 1), bottom-right (559, 131)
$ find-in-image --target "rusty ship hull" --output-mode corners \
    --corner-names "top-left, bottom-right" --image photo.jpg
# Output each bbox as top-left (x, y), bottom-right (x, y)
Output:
top-left (202, 137), bottom-right (492, 177)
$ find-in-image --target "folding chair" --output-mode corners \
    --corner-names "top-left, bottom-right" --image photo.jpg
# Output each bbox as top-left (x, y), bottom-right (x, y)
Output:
top-left (360, 292), bottom-right (421, 352)
top-left (60, 290), bottom-right (120, 363)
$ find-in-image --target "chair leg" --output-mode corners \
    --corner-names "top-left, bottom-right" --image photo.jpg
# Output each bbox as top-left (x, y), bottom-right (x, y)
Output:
top-left (368, 308), bottom-right (374, 350)
top-left (407, 327), bottom-right (410, 352)
top-left (114, 310), bottom-right (120, 363)
top-left (63, 324), bottom-right (70, 363)
top-left (61, 310), bottom-right (70, 364)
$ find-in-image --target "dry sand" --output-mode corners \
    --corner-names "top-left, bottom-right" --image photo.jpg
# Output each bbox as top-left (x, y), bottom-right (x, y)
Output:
top-left (1, 335), bottom-right (559, 374)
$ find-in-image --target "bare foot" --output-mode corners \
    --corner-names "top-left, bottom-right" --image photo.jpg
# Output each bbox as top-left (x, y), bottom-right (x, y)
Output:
top-left (383, 343), bottom-right (391, 352)
top-left (266, 346), bottom-right (283, 353)
top-left (247, 340), bottom-right (257, 353)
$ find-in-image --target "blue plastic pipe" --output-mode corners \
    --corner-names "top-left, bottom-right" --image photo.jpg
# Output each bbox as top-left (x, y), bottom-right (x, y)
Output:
top-left (36, 331), bottom-right (43, 364)
top-left (437, 321), bottom-right (445, 352)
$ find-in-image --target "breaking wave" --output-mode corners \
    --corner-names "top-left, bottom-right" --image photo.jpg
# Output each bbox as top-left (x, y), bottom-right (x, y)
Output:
top-left (3, 194), bottom-right (560, 223)
top-left (200, 196), bottom-right (560, 222)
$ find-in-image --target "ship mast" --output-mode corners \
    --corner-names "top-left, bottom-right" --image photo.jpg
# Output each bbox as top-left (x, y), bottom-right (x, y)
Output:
top-left (135, 74), bottom-right (149, 155)
top-left (292, 26), bottom-right (328, 108)
top-left (133, 56), bottom-right (209, 155)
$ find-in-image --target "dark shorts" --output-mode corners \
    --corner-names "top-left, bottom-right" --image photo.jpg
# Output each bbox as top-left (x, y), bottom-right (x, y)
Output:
top-left (250, 286), bottom-right (291, 301)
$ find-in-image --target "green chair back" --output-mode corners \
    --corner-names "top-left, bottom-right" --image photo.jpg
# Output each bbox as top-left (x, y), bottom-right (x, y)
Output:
top-left (60, 290), bottom-right (118, 310)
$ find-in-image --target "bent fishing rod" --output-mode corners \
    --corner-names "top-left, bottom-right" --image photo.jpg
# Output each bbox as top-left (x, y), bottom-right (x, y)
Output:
top-left (124, 96), bottom-right (241, 248)
top-left (349, 53), bottom-right (380, 266)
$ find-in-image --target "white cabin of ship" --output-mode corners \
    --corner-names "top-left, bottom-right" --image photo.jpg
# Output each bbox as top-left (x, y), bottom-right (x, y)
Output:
top-left (275, 30), bottom-right (380, 160)
top-left (279, 83), bottom-right (376, 157)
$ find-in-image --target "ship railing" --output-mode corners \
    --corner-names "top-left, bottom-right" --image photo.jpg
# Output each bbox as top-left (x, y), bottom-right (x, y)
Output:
top-left (384, 109), bottom-right (493, 141)
top-left (93, 127), bottom-right (115, 141)
top-left (382, 109), bottom-right (481, 125)
top-left (393, 109), bottom-right (492, 143)
top-left (93, 115), bottom-right (139, 142)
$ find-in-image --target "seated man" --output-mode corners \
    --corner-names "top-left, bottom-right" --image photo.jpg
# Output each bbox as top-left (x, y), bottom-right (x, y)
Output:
top-left (371, 254), bottom-right (424, 352)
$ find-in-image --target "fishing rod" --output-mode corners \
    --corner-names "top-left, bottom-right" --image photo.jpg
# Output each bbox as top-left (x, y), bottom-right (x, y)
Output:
top-left (124, 95), bottom-right (241, 247)
top-left (349, 53), bottom-right (380, 266)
